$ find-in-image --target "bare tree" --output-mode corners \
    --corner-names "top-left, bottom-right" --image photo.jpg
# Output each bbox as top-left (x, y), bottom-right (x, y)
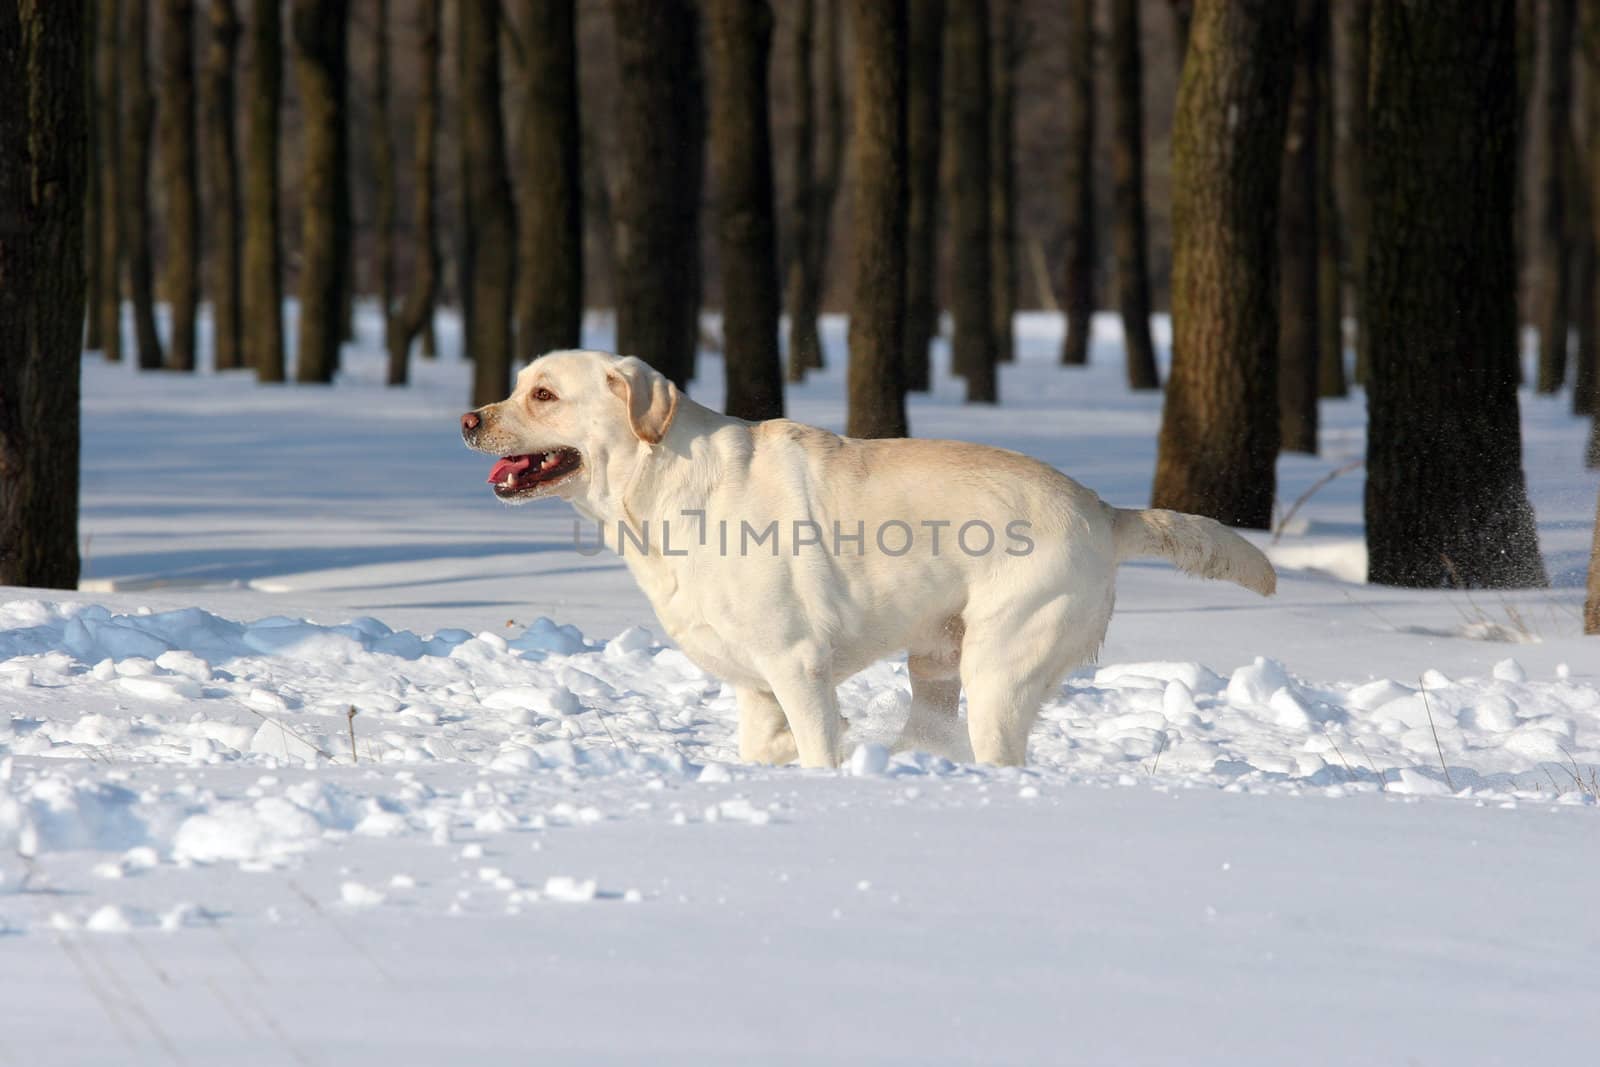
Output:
top-left (707, 0), bottom-right (784, 420)
top-left (123, 0), bottom-right (164, 369)
top-left (384, 0), bottom-right (439, 386)
top-left (844, 0), bottom-right (909, 438)
top-left (1060, 0), bottom-right (1094, 366)
top-left (946, 0), bottom-right (995, 403)
top-left (1151, 0), bottom-right (1294, 528)
top-left (990, 0), bottom-right (1017, 365)
top-left (202, 0), bottom-right (242, 370)
top-left (243, 0), bottom-right (284, 381)
top-left (157, 0), bottom-right (200, 371)
top-left (612, 0), bottom-right (703, 386)
top-left (1536, 0), bottom-right (1576, 394)
top-left (85, 4), bottom-right (102, 353)
top-left (96, 0), bottom-right (123, 363)
top-left (903, 0), bottom-right (943, 391)
top-left (460, 0), bottom-right (517, 405)
top-left (786, 0), bottom-right (844, 381)
top-left (1335, 0), bottom-right (1370, 385)
top-left (1278, 0), bottom-right (1322, 455)
top-left (1109, 0), bottom-right (1159, 390)
top-left (516, 0), bottom-right (583, 362)
top-left (1364, 0), bottom-right (1545, 588)
top-left (1316, 6), bottom-right (1345, 400)
top-left (290, 0), bottom-right (350, 384)
top-left (0, 0), bottom-right (87, 588)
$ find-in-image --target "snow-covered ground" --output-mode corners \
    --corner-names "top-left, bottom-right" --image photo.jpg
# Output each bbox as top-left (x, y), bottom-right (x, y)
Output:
top-left (3, 309), bottom-right (1598, 1064)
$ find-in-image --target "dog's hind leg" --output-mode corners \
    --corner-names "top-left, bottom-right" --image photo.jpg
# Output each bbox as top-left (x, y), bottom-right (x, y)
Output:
top-left (765, 656), bottom-right (847, 768)
top-left (735, 686), bottom-right (798, 765)
top-left (894, 654), bottom-right (974, 762)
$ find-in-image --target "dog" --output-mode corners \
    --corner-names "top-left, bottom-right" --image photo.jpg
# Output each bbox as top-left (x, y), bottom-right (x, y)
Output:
top-left (462, 350), bottom-right (1276, 768)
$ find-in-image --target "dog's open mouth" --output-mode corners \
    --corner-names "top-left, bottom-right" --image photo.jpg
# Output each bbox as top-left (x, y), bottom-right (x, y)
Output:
top-left (487, 448), bottom-right (582, 498)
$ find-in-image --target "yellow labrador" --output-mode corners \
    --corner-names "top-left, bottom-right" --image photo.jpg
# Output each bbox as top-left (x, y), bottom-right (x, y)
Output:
top-left (462, 350), bottom-right (1275, 768)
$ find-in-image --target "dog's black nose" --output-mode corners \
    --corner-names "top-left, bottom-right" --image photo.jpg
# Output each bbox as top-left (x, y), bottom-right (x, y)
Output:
top-left (461, 411), bottom-right (481, 434)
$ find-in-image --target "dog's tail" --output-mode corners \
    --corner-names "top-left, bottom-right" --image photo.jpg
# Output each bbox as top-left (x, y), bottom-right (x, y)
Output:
top-left (1110, 507), bottom-right (1277, 597)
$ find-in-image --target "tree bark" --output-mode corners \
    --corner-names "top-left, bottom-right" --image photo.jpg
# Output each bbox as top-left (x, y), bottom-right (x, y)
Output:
top-left (460, 0), bottom-right (516, 406)
top-left (611, 0), bottom-right (703, 387)
top-left (123, 0), bottom-right (164, 368)
top-left (202, 0), bottom-right (241, 370)
top-left (1316, 1), bottom-right (1345, 400)
top-left (946, 0), bottom-right (995, 403)
top-left (990, 0), bottom-right (1016, 366)
top-left (1278, 0), bottom-right (1321, 455)
top-left (243, 0), bottom-right (283, 381)
top-left (903, 0), bottom-right (942, 391)
top-left (96, 0), bottom-right (123, 363)
top-left (85, 3), bottom-right (102, 353)
top-left (785, 0), bottom-right (843, 379)
top-left (844, 0), bottom-right (909, 438)
top-left (385, 0), bottom-right (438, 387)
top-left (1536, 0), bottom-right (1576, 394)
top-left (1110, 0), bottom-right (1159, 391)
top-left (1364, 0), bottom-right (1546, 588)
top-left (0, 0), bottom-right (87, 589)
top-left (516, 0), bottom-right (583, 363)
top-left (1334, 0), bottom-right (1369, 386)
top-left (374, 0), bottom-right (393, 325)
top-left (157, 0), bottom-right (200, 371)
top-left (1060, 0), bottom-right (1094, 366)
top-left (1170, 1), bottom-right (1192, 64)
top-left (290, 0), bottom-right (349, 384)
top-left (1577, 3), bottom-right (1600, 418)
top-left (1151, 0), bottom-right (1294, 529)
top-left (707, 0), bottom-right (783, 421)
top-left (1571, 123), bottom-right (1596, 418)
top-left (783, 0), bottom-right (817, 383)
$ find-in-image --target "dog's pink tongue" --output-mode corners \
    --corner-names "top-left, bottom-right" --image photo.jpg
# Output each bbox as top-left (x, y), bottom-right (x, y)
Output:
top-left (487, 455), bottom-right (533, 484)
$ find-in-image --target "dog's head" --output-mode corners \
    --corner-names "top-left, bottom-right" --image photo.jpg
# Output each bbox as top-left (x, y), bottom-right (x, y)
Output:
top-left (460, 350), bottom-right (679, 509)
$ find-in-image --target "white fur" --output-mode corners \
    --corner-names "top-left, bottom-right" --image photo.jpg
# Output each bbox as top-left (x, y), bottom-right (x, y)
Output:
top-left (463, 350), bottom-right (1277, 768)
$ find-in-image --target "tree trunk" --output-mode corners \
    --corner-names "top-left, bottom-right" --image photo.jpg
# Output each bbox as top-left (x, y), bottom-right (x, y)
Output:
top-left (903, 0), bottom-right (942, 391)
top-left (990, 0), bottom-right (1016, 366)
top-left (290, 0), bottom-right (349, 384)
top-left (1278, 0), bottom-right (1321, 455)
top-left (85, 3), bottom-right (102, 353)
top-left (1110, 0), bottom-right (1159, 391)
top-left (202, 0), bottom-right (241, 370)
top-left (611, 0), bottom-right (702, 387)
top-left (1315, 1), bottom-right (1344, 399)
top-left (1335, 0), bottom-right (1369, 386)
top-left (1151, 0), bottom-right (1294, 529)
top-left (946, 0), bottom-right (995, 403)
top-left (374, 0), bottom-right (393, 326)
top-left (459, 0), bottom-right (516, 406)
top-left (0, 0), bottom-right (87, 589)
top-left (123, 0), bottom-right (164, 368)
top-left (157, 0), bottom-right (199, 371)
top-left (385, 0), bottom-right (439, 387)
top-left (1170, 1), bottom-right (1193, 64)
top-left (1571, 123), bottom-right (1597, 418)
top-left (786, 0), bottom-right (843, 379)
top-left (1060, 0), bottom-right (1094, 366)
top-left (782, 0), bottom-right (817, 383)
top-left (1577, 3), bottom-right (1600, 418)
top-left (707, 0), bottom-right (783, 421)
top-left (243, 0), bottom-right (283, 381)
top-left (1364, 0), bottom-right (1546, 588)
top-left (1536, 0), bottom-right (1576, 394)
top-left (844, 0), bottom-right (909, 438)
top-left (516, 0), bottom-right (583, 363)
top-left (96, 0), bottom-right (123, 362)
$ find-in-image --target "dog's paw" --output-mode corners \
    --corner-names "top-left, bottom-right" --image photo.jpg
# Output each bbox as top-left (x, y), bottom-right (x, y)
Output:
top-left (892, 714), bottom-right (974, 764)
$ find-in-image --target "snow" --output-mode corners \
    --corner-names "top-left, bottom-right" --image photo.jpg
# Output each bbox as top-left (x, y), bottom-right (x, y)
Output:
top-left (1, 307), bottom-right (1597, 1063)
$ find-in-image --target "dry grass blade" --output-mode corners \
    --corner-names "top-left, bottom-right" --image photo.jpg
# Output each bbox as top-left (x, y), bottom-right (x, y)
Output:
top-left (1272, 458), bottom-right (1364, 544)
top-left (1417, 676), bottom-right (1455, 792)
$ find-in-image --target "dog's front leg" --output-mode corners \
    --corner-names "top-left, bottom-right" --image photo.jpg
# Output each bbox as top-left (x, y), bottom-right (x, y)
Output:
top-left (766, 663), bottom-right (846, 769)
top-left (735, 687), bottom-right (799, 765)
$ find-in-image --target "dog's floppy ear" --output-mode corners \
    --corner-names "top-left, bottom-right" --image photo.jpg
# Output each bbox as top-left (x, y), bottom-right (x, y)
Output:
top-left (606, 356), bottom-right (680, 445)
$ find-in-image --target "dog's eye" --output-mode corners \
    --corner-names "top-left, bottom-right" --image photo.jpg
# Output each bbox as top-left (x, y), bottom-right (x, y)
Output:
top-left (533, 387), bottom-right (557, 403)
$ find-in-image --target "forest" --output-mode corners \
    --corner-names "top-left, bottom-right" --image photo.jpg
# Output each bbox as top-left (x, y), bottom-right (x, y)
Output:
top-left (1, 0), bottom-right (1598, 629)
